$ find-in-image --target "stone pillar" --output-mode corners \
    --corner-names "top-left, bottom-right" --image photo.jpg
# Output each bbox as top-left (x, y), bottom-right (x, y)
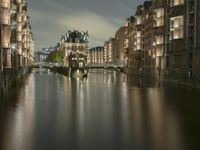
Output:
top-left (25, 57), bottom-right (28, 67)
top-left (0, 49), bottom-right (3, 72)
top-left (19, 54), bottom-right (23, 67)
top-left (14, 52), bottom-right (18, 69)
top-left (5, 49), bottom-right (12, 68)
top-left (0, 49), bottom-right (3, 93)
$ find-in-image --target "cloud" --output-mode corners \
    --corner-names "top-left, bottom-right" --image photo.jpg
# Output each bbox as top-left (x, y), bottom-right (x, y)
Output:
top-left (29, 8), bottom-right (119, 49)
top-left (26, 0), bottom-right (145, 50)
top-left (58, 11), bottom-right (119, 47)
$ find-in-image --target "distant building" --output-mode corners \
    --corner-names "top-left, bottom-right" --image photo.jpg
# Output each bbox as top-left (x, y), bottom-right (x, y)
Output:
top-left (104, 38), bottom-right (115, 65)
top-left (114, 25), bottom-right (128, 66)
top-left (56, 30), bottom-right (89, 68)
top-left (34, 47), bottom-right (54, 62)
top-left (89, 47), bottom-right (104, 66)
top-left (127, 16), bottom-right (135, 70)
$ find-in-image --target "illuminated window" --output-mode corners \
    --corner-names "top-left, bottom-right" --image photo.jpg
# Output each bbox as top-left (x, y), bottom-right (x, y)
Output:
top-left (136, 44), bottom-right (141, 50)
top-left (135, 31), bottom-right (142, 50)
top-left (170, 0), bottom-right (184, 7)
top-left (154, 8), bottom-right (164, 27)
top-left (135, 16), bottom-right (142, 25)
top-left (137, 38), bottom-right (141, 43)
top-left (136, 31), bottom-right (141, 38)
top-left (170, 16), bottom-right (184, 40)
top-left (155, 36), bottom-right (164, 45)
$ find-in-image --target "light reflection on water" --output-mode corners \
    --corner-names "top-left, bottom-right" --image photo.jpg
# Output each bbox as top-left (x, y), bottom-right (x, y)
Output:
top-left (0, 69), bottom-right (200, 150)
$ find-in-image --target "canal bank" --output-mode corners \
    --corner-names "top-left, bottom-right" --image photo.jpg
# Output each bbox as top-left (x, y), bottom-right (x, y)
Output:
top-left (125, 68), bottom-right (200, 90)
top-left (53, 67), bottom-right (200, 89)
top-left (0, 67), bottom-right (31, 97)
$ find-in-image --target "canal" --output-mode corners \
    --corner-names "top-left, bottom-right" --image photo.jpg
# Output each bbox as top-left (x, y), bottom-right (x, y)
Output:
top-left (0, 69), bottom-right (200, 150)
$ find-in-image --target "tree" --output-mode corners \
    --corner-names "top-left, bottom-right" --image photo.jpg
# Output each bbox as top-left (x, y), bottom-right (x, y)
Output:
top-left (46, 50), bottom-right (64, 63)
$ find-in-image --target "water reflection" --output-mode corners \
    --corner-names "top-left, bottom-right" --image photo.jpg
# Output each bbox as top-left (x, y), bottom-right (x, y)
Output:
top-left (0, 69), bottom-right (200, 150)
top-left (0, 73), bottom-right (36, 150)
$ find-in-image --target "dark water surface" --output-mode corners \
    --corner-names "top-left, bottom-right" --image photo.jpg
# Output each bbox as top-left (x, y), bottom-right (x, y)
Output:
top-left (0, 69), bottom-right (200, 150)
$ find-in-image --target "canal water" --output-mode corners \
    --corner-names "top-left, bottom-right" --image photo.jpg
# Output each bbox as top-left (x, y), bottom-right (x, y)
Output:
top-left (0, 69), bottom-right (200, 150)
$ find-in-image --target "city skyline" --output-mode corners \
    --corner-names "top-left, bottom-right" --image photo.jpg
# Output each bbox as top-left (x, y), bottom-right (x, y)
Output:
top-left (26, 0), bottom-right (145, 50)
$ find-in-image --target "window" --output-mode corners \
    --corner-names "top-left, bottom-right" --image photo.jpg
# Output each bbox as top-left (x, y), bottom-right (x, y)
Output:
top-left (154, 8), bottom-right (164, 27)
top-left (174, 29), bottom-right (183, 39)
top-left (170, 16), bottom-right (184, 40)
top-left (170, 0), bottom-right (184, 7)
top-left (155, 36), bottom-right (164, 45)
top-left (135, 16), bottom-right (142, 25)
top-left (136, 31), bottom-right (141, 38)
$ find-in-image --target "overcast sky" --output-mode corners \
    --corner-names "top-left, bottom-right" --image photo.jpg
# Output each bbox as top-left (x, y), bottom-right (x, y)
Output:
top-left (26, 0), bottom-right (145, 50)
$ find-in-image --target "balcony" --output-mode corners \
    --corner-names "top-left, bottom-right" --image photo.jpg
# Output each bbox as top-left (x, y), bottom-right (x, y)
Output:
top-left (168, 39), bottom-right (184, 54)
top-left (22, 14), bottom-right (27, 22)
top-left (0, 26), bottom-right (11, 48)
top-left (17, 32), bottom-right (22, 41)
top-left (170, 0), bottom-right (184, 7)
top-left (23, 43), bottom-right (28, 49)
top-left (16, 0), bottom-right (22, 4)
top-left (0, 0), bottom-right (10, 8)
top-left (153, 27), bottom-right (165, 36)
top-left (17, 42), bottom-right (22, 54)
top-left (169, 5), bottom-right (185, 17)
top-left (0, 10), bottom-right (11, 25)
top-left (16, 23), bottom-right (22, 32)
top-left (16, 13), bottom-right (22, 22)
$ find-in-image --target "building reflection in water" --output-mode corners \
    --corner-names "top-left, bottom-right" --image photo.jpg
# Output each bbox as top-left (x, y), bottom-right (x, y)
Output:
top-left (60, 70), bottom-right (185, 150)
top-left (0, 69), bottom-right (197, 150)
top-left (1, 73), bottom-right (36, 150)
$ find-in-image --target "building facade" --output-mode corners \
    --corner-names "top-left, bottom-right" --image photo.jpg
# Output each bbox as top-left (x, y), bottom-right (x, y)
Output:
top-left (165, 0), bottom-right (194, 84)
top-left (104, 38), bottom-right (115, 66)
top-left (143, 1), bottom-right (154, 75)
top-left (127, 1), bottom-right (155, 75)
top-left (34, 47), bottom-right (54, 62)
top-left (0, 0), bottom-right (34, 95)
top-left (56, 30), bottom-right (89, 68)
top-left (89, 46), bottom-right (104, 67)
top-left (114, 26), bottom-right (128, 66)
top-left (127, 16), bottom-right (135, 70)
top-left (193, 0), bottom-right (200, 86)
top-left (129, 5), bottom-right (144, 73)
top-left (125, 0), bottom-right (200, 87)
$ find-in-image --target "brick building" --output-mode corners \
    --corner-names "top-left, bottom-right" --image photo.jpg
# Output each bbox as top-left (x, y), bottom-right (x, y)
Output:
top-left (114, 26), bottom-right (128, 66)
top-left (89, 46), bottom-right (104, 67)
top-left (0, 0), bottom-right (34, 95)
top-left (104, 38), bottom-right (115, 66)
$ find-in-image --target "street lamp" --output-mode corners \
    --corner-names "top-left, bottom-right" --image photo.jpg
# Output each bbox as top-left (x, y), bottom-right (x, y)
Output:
top-left (11, 44), bottom-right (17, 54)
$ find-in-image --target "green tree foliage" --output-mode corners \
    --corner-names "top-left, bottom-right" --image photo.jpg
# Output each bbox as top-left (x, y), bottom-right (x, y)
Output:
top-left (46, 50), bottom-right (64, 63)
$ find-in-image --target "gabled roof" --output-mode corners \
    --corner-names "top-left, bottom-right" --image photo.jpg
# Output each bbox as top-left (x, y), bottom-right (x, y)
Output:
top-left (64, 30), bottom-right (89, 43)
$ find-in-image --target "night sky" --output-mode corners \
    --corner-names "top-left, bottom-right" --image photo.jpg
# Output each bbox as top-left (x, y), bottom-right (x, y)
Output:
top-left (26, 0), bottom-right (145, 50)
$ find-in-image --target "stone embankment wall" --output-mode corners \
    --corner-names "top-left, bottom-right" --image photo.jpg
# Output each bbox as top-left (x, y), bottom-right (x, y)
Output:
top-left (0, 67), bottom-right (31, 97)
